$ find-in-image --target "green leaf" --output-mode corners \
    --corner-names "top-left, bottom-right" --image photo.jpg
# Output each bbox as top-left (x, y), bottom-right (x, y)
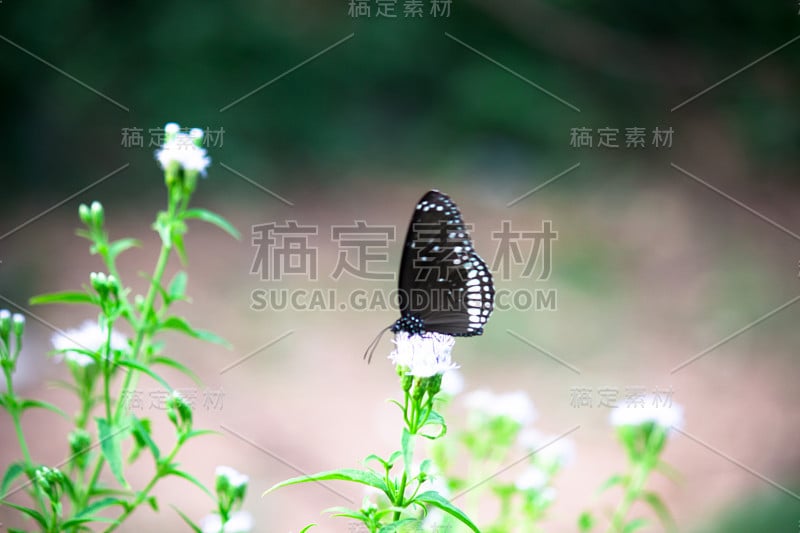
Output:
top-left (1, 462), bottom-right (27, 497)
top-left (172, 505), bottom-right (203, 533)
top-left (655, 460), bottom-right (682, 483)
top-left (116, 359), bottom-right (172, 391)
top-left (108, 238), bottom-right (141, 260)
top-left (183, 208), bottom-right (241, 240)
top-left (167, 271), bottom-right (189, 302)
top-left (642, 491), bottom-right (677, 532)
top-left (132, 417), bottom-right (160, 462)
top-left (147, 495), bottom-right (159, 511)
top-left (325, 507), bottom-right (366, 520)
top-left (0, 500), bottom-right (48, 529)
top-left (96, 418), bottom-right (128, 488)
top-left (20, 398), bottom-right (69, 419)
top-left (378, 519), bottom-right (423, 533)
top-left (413, 491), bottom-right (480, 533)
top-left (299, 525), bottom-right (316, 533)
top-left (159, 316), bottom-right (231, 348)
top-left (597, 474), bottom-right (626, 494)
top-left (419, 410), bottom-right (447, 439)
top-left (578, 511), bottom-right (595, 532)
top-left (166, 468), bottom-right (213, 498)
top-left (622, 518), bottom-right (649, 533)
top-left (151, 356), bottom-right (201, 385)
top-left (264, 468), bottom-right (388, 496)
top-left (182, 429), bottom-right (217, 441)
top-left (62, 497), bottom-right (127, 528)
top-left (30, 291), bottom-right (97, 306)
top-left (61, 515), bottom-right (119, 527)
top-left (173, 232), bottom-right (188, 265)
top-left (364, 454), bottom-right (392, 471)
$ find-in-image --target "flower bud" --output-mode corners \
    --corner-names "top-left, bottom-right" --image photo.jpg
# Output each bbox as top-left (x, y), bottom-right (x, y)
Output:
top-left (90, 272), bottom-right (109, 298)
top-left (164, 122), bottom-right (180, 142)
top-left (34, 466), bottom-right (65, 503)
top-left (425, 374), bottom-right (443, 398)
top-left (215, 465), bottom-right (249, 513)
top-left (79, 203), bottom-right (92, 226)
top-left (90, 201), bottom-right (104, 228)
top-left (12, 313), bottom-right (25, 338)
top-left (189, 128), bottom-right (204, 148)
top-left (69, 429), bottom-right (92, 469)
top-left (400, 373), bottom-right (413, 392)
top-left (166, 391), bottom-right (193, 434)
top-left (0, 309), bottom-right (11, 346)
top-left (412, 378), bottom-right (426, 401)
top-left (215, 470), bottom-right (231, 495)
top-left (106, 274), bottom-right (120, 298)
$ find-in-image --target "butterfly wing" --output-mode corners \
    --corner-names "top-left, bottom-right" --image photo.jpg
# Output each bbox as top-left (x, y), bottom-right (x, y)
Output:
top-left (397, 190), bottom-right (494, 336)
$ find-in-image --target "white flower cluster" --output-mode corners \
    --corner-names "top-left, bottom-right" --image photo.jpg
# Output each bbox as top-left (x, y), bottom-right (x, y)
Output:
top-left (464, 389), bottom-right (537, 426)
top-left (439, 368), bottom-right (464, 396)
top-left (155, 122), bottom-right (211, 175)
top-left (518, 428), bottom-right (576, 467)
top-left (609, 395), bottom-right (684, 431)
top-left (389, 331), bottom-right (458, 378)
top-left (51, 320), bottom-right (128, 367)
top-left (200, 511), bottom-right (253, 533)
top-left (215, 465), bottom-right (250, 488)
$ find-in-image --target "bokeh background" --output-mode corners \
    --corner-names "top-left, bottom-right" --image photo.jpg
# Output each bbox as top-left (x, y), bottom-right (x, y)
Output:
top-left (2, 1), bottom-right (800, 531)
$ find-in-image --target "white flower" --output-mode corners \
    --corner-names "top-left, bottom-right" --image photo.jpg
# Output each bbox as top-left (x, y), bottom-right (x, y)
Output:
top-left (514, 466), bottom-right (548, 491)
top-left (0, 309), bottom-right (10, 321)
top-left (200, 510), bottom-right (253, 533)
top-left (389, 331), bottom-right (458, 378)
top-left (609, 395), bottom-right (684, 431)
top-left (215, 465), bottom-right (249, 488)
top-left (156, 123), bottom-right (211, 175)
top-left (518, 429), bottom-right (576, 467)
top-left (439, 368), bottom-right (464, 396)
top-left (464, 389), bottom-right (537, 426)
top-left (51, 320), bottom-right (128, 367)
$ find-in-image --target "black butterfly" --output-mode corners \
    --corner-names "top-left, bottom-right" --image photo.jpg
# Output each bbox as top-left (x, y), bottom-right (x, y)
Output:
top-left (365, 190), bottom-right (495, 361)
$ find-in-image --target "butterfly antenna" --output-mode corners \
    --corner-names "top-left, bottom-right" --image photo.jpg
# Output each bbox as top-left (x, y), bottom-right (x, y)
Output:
top-left (363, 325), bottom-right (392, 364)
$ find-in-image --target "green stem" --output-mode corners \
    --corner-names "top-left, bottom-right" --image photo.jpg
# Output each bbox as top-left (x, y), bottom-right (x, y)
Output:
top-left (4, 369), bottom-right (48, 516)
top-left (607, 462), bottom-right (649, 532)
top-left (81, 195), bottom-right (178, 509)
top-left (607, 431), bottom-right (660, 533)
top-left (102, 319), bottom-right (114, 422)
top-left (392, 470), bottom-right (408, 523)
top-left (112, 234), bottom-right (172, 423)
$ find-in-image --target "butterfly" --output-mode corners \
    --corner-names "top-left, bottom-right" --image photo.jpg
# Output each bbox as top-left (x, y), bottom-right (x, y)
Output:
top-left (365, 190), bottom-right (495, 361)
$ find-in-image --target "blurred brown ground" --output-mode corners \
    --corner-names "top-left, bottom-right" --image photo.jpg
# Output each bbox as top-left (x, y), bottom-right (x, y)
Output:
top-left (1, 178), bottom-right (799, 532)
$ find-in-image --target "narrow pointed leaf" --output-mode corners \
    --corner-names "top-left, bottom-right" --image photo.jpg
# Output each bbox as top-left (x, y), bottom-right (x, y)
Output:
top-left (413, 490), bottom-right (479, 533)
top-left (172, 505), bottom-right (203, 533)
top-left (20, 398), bottom-right (68, 419)
top-left (96, 418), bottom-right (128, 487)
top-left (1, 462), bottom-right (26, 497)
top-left (264, 468), bottom-right (388, 496)
top-left (108, 238), bottom-right (141, 260)
top-left (30, 291), bottom-right (97, 306)
top-left (183, 208), bottom-right (241, 240)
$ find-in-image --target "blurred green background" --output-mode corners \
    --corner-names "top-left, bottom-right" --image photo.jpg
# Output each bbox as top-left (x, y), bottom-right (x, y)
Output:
top-left (1, 1), bottom-right (800, 532)
top-left (2, 0), bottom-right (800, 199)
